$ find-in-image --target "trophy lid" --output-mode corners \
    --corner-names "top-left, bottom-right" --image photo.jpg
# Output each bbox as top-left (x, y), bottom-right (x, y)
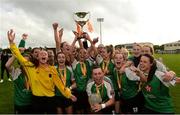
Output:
top-left (75, 12), bottom-right (89, 18)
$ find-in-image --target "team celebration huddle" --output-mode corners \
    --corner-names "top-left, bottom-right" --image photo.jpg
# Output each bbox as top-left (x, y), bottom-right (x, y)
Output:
top-left (3, 21), bottom-right (180, 114)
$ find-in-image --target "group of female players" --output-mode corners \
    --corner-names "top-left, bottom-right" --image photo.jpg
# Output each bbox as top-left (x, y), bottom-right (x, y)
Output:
top-left (5, 22), bottom-right (180, 114)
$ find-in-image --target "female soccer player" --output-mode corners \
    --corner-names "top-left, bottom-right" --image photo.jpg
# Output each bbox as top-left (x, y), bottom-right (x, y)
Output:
top-left (7, 29), bottom-right (76, 114)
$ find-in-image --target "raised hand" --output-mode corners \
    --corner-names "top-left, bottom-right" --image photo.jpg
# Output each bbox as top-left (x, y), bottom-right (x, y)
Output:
top-left (7, 29), bottom-right (15, 44)
top-left (72, 30), bottom-right (79, 37)
top-left (52, 22), bottom-right (63, 53)
top-left (82, 32), bottom-right (92, 42)
top-left (93, 37), bottom-right (99, 44)
top-left (22, 33), bottom-right (28, 40)
top-left (58, 28), bottom-right (63, 39)
top-left (52, 22), bottom-right (58, 30)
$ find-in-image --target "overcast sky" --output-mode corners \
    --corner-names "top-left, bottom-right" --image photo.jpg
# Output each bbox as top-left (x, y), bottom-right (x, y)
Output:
top-left (1, 0), bottom-right (180, 48)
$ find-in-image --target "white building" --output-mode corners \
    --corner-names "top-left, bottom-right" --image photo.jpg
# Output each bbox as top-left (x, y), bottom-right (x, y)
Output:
top-left (163, 40), bottom-right (180, 53)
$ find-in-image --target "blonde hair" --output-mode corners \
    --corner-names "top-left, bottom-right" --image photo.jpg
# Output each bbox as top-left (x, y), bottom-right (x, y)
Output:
top-left (143, 44), bottom-right (154, 55)
top-left (120, 47), bottom-right (129, 60)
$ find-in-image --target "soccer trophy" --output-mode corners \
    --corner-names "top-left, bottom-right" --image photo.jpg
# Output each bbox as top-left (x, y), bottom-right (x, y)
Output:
top-left (88, 93), bottom-right (102, 113)
top-left (88, 93), bottom-right (102, 105)
top-left (73, 11), bottom-right (90, 33)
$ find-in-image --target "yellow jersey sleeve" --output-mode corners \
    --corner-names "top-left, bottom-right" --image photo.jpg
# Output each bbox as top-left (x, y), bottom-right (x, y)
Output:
top-left (10, 43), bottom-right (33, 66)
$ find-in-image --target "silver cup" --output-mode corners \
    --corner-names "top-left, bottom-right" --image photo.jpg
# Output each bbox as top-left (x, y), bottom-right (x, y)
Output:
top-left (73, 12), bottom-right (90, 28)
top-left (88, 93), bottom-right (102, 105)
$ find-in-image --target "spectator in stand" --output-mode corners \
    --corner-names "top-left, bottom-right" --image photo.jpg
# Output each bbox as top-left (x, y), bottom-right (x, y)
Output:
top-left (0, 50), bottom-right (11, 83)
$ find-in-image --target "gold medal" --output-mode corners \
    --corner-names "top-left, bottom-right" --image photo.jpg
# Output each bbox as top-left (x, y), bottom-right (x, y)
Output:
top-left (96, 83), bottom-right (104, 100)
top-left (102, 61), bottom-right (109, 75)
top-left (59, 68), bottom-right (67, 86)
top-left (80, 62), bottom-right (87, 77)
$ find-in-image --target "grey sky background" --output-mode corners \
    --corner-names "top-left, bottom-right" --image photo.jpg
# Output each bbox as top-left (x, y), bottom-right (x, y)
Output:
top-left (1, 0), bottom-right (180, 48)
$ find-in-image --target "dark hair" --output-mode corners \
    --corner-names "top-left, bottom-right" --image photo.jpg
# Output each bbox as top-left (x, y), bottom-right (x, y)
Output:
top-left (30, 47), bottom-right (40, 54)
top-left (102, 45), bottom-right (114, 58)
top-left (92, 64), bottom-right (101, 70)
top-left (56, 51), bottom-right (71, 66)
top-left (141, 54), bottom-right (157, 82)
top-left (29, 55), bottom-right (38, 67)
top-left (30, 48), bottom-right (47, 67)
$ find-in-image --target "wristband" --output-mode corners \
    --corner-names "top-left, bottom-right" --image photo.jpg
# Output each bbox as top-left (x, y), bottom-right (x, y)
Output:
top-left (69, 86), bottom-right (72, 90)
top-left (101, 103), bottom-right (106, 109)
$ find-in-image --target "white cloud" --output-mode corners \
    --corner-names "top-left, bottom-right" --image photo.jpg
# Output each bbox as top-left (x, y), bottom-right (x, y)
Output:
top-left (134, 0), bottom-right (180, 44)
top-left (1, 0), bottom-right (180, 48)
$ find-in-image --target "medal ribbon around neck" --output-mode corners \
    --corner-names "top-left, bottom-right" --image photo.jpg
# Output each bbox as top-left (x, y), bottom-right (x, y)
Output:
top-left (116, 69), bottom-right (122, 90)
top-left (59, 68), bottom-right (67, 87)
top-left (102, 61), bottom-right (109, 74)
top-left (80, 62), bottom-right (87, 77)
top-left (96, 83), bottom-right (104, 99)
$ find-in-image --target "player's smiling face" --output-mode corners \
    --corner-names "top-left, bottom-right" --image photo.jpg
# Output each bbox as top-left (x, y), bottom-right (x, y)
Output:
top-left (57, 53), bottom-right (66, 66)
top-left (92, 68), bottom-right (104, 85)
top-left (139, 56), bottom-right (152, 72)
top-left (38, 50), bottom-right (48, 64)
top-left (114, 53), bottom-right (124, 68)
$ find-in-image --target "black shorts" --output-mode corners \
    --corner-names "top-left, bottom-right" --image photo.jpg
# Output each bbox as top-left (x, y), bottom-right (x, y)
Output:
top-left (32, 95), bottom-right (56, 114)
top-left (55, 96), bottom-right (73, 108)
top-left (14, 104), bottom-right (33, 114)
top-left (114, 90), bottom-right (120, 101)
top-left (73, 90), bottom-right (90, 111)
top-left (120, 91), bottom-right (144, 114)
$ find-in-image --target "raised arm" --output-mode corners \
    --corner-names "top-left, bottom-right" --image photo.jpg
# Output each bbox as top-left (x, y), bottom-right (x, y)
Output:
top-left (6, 48), bottom-right (26, 72)
top-left (84, 32), bottom-right (98, 56)
top-left (6, 32), bottom-right (28, 73)
top-left (6, 32), bottom-right (27, 68)
top-left (7, 29), bottom-right (15, 44)
top-left (52, 23), bottom-right (63, 53)
top-left (7, 29), bottom-right (32, 66)
top-left (5, 55), bottom-right (16, 72)
top-left (71, 30), bottom-right (83, 49)
top-left (71, 31), bottom-right (78, 48)
top-left (163, 71), bottom-right (180, 85)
